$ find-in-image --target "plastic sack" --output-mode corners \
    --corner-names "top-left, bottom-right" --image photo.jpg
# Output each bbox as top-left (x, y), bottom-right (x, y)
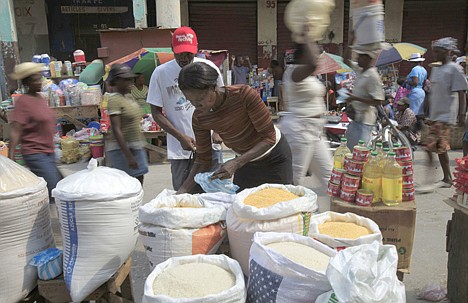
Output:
top-left (0, 156), bottom-right (54, 302)
top-left (142, 254), bottom-right (246, 303)
top-left (315, 291), bottom-right (340, 303)
top-left (29, 248), bottom-right (63, 280)
top-left (326, 242), bottom-right (406, 303)
top-left (309, 212), bottom-right (382, 249)
top-left (52, 159), bottom-right (143, 302)
top-left (228, 184), bottom-right (318, 275)
top-left (417, 283), bottom-right (447, 302)
top-left (194, 172), bottom-right (239, 194)
top-left (61, 136), bottom-right (80, 164)
top-left (284, 0), bottom-right (335, 43)
top-left (139, 189), bottom-right (227, 268)
top-left (248, 232), bottom-right (335, 303)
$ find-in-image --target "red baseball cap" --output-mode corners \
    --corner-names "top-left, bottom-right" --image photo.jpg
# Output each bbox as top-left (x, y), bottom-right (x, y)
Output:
top-left (172, 27), bottom-right (198, 54)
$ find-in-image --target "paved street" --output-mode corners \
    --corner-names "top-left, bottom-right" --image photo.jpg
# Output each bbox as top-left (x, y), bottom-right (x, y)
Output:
top-left (55, 149), bottom-right (462, 302)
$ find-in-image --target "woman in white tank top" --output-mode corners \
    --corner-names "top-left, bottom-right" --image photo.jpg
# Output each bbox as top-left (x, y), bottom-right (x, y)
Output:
top-left (280, 33), bottom-right (333, 188)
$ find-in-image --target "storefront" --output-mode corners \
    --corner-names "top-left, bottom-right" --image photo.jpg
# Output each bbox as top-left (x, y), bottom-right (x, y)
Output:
top-left (45, 0), bottom-right (134, 61)
top-left (401, 0), bottom-right (467, 75)
top-left (188, 1), bottom-right (258, 64)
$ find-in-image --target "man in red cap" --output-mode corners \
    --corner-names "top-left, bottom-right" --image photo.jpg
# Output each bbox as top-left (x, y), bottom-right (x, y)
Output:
top-left (147, 26), bottom-right (224, 190)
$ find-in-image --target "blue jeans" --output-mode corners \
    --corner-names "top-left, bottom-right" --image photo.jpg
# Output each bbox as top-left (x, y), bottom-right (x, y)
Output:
top-left (346, 121), bottom-right (374, 150)
top-left (106, 148), bottom-right (149, 178)
top-left (23, 153), bottom-right (63, 202)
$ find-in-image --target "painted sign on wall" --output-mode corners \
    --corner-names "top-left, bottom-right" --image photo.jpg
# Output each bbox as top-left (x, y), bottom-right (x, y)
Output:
top-left (14, 0), bottom-right (48, 35)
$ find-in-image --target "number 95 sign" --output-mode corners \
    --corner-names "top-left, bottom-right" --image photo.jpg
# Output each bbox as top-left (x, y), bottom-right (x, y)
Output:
top-left (266, 0), bottom-right (276, 8)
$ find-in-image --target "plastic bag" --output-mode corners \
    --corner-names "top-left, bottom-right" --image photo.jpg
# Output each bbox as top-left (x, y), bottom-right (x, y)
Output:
top-left (248, 232), bottom-right (335, 303)
top-left (143, 255), bottom-right (246, 303)
top-left (309, 212), bottom-right (382, 249)
top-left (29, 248), bottom-right (63, 280)
top-left (326, 242), bottom-right (406, 303)
top-left (194, 172), bottom-right (239, 194)
top-left (417, 283), bottom-right (447, 302)
top-left (0, 154), bottom-right (42, 195)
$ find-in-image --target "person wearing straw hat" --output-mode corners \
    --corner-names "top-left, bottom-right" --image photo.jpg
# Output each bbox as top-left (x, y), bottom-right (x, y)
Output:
top-left (406, 53), bottom-right (427, 120)
top-left (417, 37), bottom-right (468, 192)
top-left (343, 37), bottom-right (385, 150)
top-left (105, 64), bottom-right (149, 184)
top-left (8, 62), bottom-right (63, 201)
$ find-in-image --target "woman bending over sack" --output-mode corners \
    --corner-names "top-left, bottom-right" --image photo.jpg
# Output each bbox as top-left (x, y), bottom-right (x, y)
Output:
top-left (176, 62), bottom-right (293, 194)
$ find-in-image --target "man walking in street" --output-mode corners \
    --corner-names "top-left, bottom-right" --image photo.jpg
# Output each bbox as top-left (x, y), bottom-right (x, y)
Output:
top-left (418, 37), bottom-right (467, 192)
top-left (147, 26), bottom-right (224, 190)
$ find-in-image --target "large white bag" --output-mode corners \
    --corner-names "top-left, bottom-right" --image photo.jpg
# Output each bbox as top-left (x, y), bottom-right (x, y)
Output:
top-left (142, 254), bottom-right (246, 303)
top-left (309, 211), bottom-right (382, 249)
top-left (248, 232), bottom-right (336, 303)
top-left (0, 156), bottom-right (55, 303)
top-left (139, 189), bottom-right (227, 268)
top-left (325, 242), bottom-right (406, 303)
top-left (227, 184), bottom-right (318, 275)
top-left (52, 159), bottom-right (143, 302)
top-left (284, 0), bottom-right (335, 43)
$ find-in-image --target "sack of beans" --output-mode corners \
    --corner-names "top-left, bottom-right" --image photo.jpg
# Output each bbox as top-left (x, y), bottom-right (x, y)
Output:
top-left (227, 184), bottom-right (318, 275)
top-left (309, 211), bottom-right (382, 249)
top-left (142, 254), bottom-right (246, 303)
top-left (139, 189), bottom-right (228, 268)
top-left (247, 232), bottom-right (336, 302)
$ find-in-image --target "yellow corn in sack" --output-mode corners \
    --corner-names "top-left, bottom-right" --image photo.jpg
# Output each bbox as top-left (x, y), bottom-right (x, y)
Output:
top-left (244, 188), bottom-right (299, 208)
top-left (318, 222), bottom-right (371, 240)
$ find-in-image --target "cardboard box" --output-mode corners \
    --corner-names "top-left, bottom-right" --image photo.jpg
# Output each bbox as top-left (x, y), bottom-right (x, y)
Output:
top-left (331, 198), bottom-right (416, 272)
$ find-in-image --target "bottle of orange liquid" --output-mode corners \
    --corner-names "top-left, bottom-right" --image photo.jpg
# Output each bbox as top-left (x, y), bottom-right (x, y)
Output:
top-left (382, 152), bottom-right (403, 206)
top-left (362, 151), bottom-right (382, 202)
top-left (333, 138), bottom-right (351, 169)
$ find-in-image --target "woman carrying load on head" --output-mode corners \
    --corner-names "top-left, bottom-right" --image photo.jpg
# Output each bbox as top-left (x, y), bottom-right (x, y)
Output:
top-left (176, 62), bottom-right (293, 194)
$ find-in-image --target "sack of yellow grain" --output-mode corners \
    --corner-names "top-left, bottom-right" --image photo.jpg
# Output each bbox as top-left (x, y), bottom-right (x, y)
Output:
top-left (308, 211), bottom-right (382, 249)
top-left (227, 184), bottom-right (318, 276)
top-left (139, 189), bottom-right (228, 268)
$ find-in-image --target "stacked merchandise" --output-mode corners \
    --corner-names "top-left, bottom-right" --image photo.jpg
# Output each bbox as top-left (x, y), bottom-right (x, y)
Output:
top-left (328, 141), bottom-right (414, 206)
top-left (454, 157), bottom-right (468, 208)
top-left (350, 0), bottom-right (385, 54)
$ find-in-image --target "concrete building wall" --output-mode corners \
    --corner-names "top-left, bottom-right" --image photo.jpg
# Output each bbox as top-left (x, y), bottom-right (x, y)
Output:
top-left (257, 0), bottom-right (277, 67)
top-left (384, 0), bottom-right (403, 42)
top-left (0, 0), bottom-right (20, 98)
top-left (13, 0), bottom-right (49, 63)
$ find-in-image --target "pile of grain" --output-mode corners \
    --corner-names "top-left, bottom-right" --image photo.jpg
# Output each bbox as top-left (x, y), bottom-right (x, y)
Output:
top-left (318, 221), bottom-right (372, 239)
top-left (266, 241), bottom-right (330, 272)
top-left (152, 263), bottom-right (235, 298)
top-left (244, 188), bottom-right (299, 208)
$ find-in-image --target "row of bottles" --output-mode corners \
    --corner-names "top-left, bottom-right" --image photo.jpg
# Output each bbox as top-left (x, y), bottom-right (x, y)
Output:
top-left (333, 139), bottom-right (403, 206)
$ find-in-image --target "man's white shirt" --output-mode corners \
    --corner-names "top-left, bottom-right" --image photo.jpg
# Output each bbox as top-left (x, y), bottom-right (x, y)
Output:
top-left (147, 58), bottom-right (224, 159)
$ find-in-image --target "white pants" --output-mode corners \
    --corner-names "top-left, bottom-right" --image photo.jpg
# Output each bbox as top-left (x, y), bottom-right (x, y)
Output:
top-left (280, 114), bottom-right (333, 186)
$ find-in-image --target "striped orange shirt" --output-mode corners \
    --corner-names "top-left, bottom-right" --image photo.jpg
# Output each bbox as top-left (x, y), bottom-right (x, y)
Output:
top-left (193, 85), bottom-right (276, 165)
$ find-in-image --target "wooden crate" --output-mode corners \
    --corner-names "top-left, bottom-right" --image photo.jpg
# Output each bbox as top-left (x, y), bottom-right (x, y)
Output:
top-left (37, 257), bottom-right (134, 303)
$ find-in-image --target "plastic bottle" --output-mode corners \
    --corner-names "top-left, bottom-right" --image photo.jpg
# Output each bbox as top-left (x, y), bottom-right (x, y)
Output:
top-left (41, 54), bottom-right (51, 77)
top-left (374, 142), bottom-right (384, 163)
top-left (333, 138), bottom-right (351, 169)
top-left (362, 151), bottom-right (382, 202)
top-left (382, 152), bottom-right (403, 206)
top-left (380, 147), bottom-right (390, 168)
top-left (358, 139), bottom-right (365, 147)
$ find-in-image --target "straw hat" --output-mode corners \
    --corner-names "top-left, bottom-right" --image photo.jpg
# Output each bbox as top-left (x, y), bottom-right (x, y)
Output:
top-left (407, 53), bottom-right (425, 62)
top-left (9, 62), bottom-right (44, 80)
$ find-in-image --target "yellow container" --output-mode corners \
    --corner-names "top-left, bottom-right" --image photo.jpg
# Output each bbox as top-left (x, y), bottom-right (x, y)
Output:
top-left (382, 152), bottom-right (402, 206)
top-left (333, 138), bottom-right (351, 169)
top-left (362, 151), bottom-right (382, 202)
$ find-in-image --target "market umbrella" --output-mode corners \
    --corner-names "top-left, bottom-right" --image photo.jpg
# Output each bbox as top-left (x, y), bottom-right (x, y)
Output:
top-left (314, 52), bottom-right (352, 75)
top-left (375, 43), bottom-right (427, 67)
top-left (106, 48), bottom-right (174, 84)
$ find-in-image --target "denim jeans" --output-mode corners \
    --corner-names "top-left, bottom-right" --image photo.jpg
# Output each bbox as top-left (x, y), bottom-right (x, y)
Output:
top-left (23, 153), bottom-right (62, 202)
top-left (346, 121), bottom-right (374, 150)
